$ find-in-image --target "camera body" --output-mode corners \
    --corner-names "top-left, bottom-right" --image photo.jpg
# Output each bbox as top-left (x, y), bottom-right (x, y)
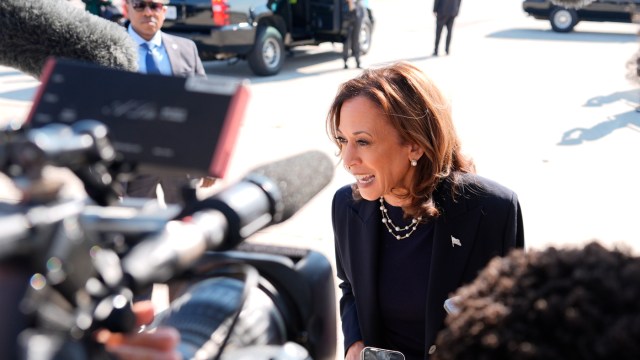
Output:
top-left (0, 117), bottom-right (337, 359)
top-left (158, 245), bottom-right (336, 360)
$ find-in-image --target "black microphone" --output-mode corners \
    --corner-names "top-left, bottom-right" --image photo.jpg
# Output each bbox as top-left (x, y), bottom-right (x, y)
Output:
top-left (0, 0), bottom-right (138, 79)
top-left (121, 150), bottom-right (335, 288)
top-left (550, 0), bottom-right (595, 8)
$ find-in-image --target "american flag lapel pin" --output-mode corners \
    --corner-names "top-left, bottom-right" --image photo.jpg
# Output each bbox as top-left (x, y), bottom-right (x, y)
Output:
top-left (451, 235), bottom-right (462, 247)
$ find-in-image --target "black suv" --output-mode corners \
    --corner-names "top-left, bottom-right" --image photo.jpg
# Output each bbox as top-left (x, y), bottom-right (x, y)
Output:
top-left (162, 0), bottom-right (374, 76)
top-left (523, 0), bottom-right (640, 32)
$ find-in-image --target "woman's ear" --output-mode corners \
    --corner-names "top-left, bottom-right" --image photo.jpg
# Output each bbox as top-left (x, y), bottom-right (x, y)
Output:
top-left (409, 143), bottom-right (424, 161)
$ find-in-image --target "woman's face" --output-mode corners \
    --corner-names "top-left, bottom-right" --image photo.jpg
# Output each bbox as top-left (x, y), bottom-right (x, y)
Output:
top-left (337, 96), bottom-right (420, 206)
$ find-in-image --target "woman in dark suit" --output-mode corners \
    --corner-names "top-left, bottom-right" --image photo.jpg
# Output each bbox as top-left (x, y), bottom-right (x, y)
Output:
top-left (433, 0), bottom-right (462, 56)
top-left (326, 61), bottom-right (524, 360)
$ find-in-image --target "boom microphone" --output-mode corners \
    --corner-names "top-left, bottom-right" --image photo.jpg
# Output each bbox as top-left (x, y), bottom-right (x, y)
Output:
top-left (0, 0), bottom-right (138, 79)
top-left (249, 149), bottom-right (336, 221)
top-left (121, 150), bottom-right (335, 288)
top-left (550, 0), bottom-right (595, 8)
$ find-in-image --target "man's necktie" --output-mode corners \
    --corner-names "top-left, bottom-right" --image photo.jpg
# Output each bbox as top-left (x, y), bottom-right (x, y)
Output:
top-left (141, 43), bottom-right (161, 75)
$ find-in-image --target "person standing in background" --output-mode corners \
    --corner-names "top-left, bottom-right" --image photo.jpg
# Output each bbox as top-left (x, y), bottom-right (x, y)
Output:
top-left (433, 0), bottom-right (461, 56)
top-left (125, 0), bottom-right (205, 77)
top-left (343, 0), bottom-right (365, 69)
top-left (124, 0), bottom-right (214, 205)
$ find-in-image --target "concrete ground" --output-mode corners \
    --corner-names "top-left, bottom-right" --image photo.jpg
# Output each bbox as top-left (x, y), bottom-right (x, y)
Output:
top-left (3, 0), bottom-right (640, 358)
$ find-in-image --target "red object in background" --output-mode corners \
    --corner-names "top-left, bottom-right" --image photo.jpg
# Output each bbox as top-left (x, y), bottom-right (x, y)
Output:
top-left (118, 0), bottom-right (127, 18)
top-left (211, 0), bottom-right (229, 26)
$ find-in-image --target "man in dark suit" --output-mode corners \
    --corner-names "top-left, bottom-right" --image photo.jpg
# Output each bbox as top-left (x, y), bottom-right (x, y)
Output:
top-left (343, 0), bottom-right (365, 69)
top-left (433, 0), bottom-right (462, 56)
top-left (123, 0), bottom-right (213, 204)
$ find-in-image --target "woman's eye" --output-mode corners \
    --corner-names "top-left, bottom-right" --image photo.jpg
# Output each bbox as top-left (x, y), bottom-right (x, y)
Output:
top-left (335, 136), bottom-right (369, 147)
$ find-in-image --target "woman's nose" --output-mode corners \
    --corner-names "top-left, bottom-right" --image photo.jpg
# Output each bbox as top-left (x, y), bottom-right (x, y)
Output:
top-left (341, 144), bottom-right (357, 171)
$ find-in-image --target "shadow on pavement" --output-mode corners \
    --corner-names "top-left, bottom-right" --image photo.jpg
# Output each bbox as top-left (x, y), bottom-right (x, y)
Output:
top-left (203, 48), bottom-right (440, 84)
top-left (204, 45), bottom-right (354, 83)
top-left (488, 28), bottom-right (638, 43)
top-left (558, 109), bottom-right (640, 145)
top-left (584, 89), bottom-right (639, 107)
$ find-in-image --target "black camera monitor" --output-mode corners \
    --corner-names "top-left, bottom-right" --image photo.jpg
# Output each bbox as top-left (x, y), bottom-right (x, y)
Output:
top-left (25, 57), bottom-right (249, 178)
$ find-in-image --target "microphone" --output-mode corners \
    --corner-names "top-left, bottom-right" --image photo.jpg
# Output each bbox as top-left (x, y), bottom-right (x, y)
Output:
top-left (550, 0), bottom-right (595, 8)
top-left (121, 150), bottom-right (335, 288)
top-left (249, 149), bottom-right (336, 222)
top-left (0, 0), bottom-right (138, 79)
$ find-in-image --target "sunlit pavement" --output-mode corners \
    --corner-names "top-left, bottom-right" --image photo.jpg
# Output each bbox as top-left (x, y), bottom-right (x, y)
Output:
top-left (2, 1), bottom-right (640, 357)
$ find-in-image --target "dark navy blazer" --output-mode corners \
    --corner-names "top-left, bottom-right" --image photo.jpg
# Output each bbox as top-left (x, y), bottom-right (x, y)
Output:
top-left (433, 0), bottom-right (462, 18)
top-left (332, 173), bottom-right (524, 359)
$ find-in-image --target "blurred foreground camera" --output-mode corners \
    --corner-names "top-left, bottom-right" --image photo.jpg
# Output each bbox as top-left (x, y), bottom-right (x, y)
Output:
top-left (159, 245), bottom-right (336, 360)
top-left (0, 118), bottom-right (336, 360)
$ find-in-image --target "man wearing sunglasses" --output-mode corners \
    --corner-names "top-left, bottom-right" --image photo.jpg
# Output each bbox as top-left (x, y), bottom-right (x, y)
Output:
top-left (125, 0), bottom-right (205, 78)
top-left (124, 0), bottom-right (212, 205)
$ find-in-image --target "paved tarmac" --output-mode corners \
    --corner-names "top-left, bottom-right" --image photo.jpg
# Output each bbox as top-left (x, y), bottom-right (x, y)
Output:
top-left (3, 0), bottom-right (640, 357)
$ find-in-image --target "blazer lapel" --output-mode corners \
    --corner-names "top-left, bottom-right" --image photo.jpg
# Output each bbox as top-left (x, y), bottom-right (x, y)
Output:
top-left (161, 33), bottom-right (179, 75)
top-left (424, 195), bottom-right (484, 347)
top-left (348, 198), bottom-right (384, 346)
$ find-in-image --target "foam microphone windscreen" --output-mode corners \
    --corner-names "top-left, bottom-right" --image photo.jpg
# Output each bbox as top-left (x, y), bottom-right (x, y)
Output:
top-left (0, 0), bottom-right (138, 79)
top-left (249, 150), bottom-right (335, 221)
top-left (550, 0), bottom-right (596, 8)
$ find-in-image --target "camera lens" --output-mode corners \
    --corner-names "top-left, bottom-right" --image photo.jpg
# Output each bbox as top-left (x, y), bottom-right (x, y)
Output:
top-left (159, 276), bottom-right (287, 359)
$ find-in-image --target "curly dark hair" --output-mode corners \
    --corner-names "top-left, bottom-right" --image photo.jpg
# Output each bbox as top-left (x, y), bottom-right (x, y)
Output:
top-left (433, 241), bottom-right (640, 360)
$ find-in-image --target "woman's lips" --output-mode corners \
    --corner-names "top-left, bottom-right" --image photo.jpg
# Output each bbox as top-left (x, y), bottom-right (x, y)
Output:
top-left (355, 174), bottom-right (374, 185)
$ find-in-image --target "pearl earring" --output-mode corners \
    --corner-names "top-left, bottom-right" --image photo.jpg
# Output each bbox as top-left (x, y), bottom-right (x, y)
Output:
top-left (410, 159), bottom-right (417, 167)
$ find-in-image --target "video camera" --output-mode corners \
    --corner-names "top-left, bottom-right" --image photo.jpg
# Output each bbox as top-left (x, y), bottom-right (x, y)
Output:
top-left (0, 59), bottom-right (337, 360)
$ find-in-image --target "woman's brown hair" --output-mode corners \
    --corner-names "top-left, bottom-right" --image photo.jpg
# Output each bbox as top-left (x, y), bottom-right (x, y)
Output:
top-left (326, 61), bottom-right (475, 219)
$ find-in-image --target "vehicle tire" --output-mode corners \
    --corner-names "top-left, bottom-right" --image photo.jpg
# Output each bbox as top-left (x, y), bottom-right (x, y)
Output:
top-left (248, 26), bottom-right (285, 76)
top-left (549, 7), bottom-right (578, 32)
top-left (359, 16), bottom-right (373, 55)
